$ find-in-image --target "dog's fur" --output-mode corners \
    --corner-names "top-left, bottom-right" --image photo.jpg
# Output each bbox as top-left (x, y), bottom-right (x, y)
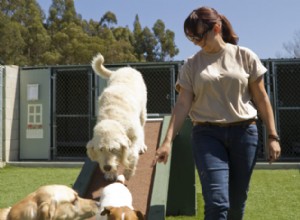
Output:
top-left (86, 53), bottom-right (147, 181)
top-left (0, 207), bottom-right (11, 220)
top-left (97, 175), bottom-right (144, 220)
top-left (1, 185), bottom-right (99, 220)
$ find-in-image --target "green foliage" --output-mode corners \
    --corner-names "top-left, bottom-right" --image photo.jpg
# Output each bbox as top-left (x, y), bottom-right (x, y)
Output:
top-left (0, 18), bottom-right (27, 65)
top-left (100, 11), bottom-right (117, 28)
top-left (0, 0), bottom-right (179, 66)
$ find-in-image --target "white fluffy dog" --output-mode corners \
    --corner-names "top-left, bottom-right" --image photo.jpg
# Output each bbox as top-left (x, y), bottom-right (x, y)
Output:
top-left (86, 53), bottom-right (147, 181)
top-left (96, 175), bottom-right (144, 220)
top-left (1, 185), bottom-right (99, 220)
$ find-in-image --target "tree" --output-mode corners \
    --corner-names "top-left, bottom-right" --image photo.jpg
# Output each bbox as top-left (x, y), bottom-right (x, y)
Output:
top-left (81, 19), bottom-right (99, 36)
top-left (0, 0), bottom-right (180, 65)
top-left (152, 19), bottom-right (179, 61)
top-left (99, 11), bottom-right (117, 28)
top-left (163, 29), bottom-right (179, 60)
top-left (133, 15), bottom-right (145, 61)
top-left (283, 30), bottom-right (300, 58)
top-left (0, 15), bottom-right (27, 65)
top-left (0, 0), bottom-right (50, 65)
top-left (22, 0), bottom-right (51, 65)
top-left (142, 27), bottom-right (157, 61)
top-left (46, 0), bottom-right (81, 37)
top-left (46, 0), bottom-right (96, 64)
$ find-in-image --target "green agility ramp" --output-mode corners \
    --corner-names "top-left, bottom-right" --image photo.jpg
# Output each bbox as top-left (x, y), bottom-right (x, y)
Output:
top-left (73, 116), bottom-right (196, 219)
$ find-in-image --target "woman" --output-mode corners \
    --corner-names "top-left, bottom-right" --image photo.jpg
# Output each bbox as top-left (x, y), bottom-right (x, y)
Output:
top-left (152, 6), bottom-right (281, 220)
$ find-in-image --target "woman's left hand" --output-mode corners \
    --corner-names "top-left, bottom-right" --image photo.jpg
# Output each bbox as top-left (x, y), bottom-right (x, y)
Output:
top-left (268, 140), bottom-right (281, 163)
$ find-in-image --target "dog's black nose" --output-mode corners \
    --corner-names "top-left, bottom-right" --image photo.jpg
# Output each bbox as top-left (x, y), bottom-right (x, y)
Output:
top-left (103, 165), bottom-right (111, 171)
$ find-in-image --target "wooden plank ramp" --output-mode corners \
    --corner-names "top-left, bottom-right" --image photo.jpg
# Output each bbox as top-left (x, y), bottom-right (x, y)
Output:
top-left (73, 117), bottom-right (171, 220)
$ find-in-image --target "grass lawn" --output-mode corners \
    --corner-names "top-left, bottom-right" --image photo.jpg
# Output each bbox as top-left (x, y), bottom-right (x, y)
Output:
top-left (244, 169), bottom-right (300, 220)
top-left (0, 166), bottom-right (80, 208)
top-left (0, 166), bottom-right (299, 219)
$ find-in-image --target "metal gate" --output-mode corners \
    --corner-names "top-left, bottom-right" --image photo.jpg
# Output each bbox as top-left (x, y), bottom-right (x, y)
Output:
top-left (52, 67), bottom-right (95, 160)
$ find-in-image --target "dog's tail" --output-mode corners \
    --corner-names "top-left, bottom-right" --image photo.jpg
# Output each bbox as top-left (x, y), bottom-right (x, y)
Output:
top-left (91, 53), bottom-right (114, 79)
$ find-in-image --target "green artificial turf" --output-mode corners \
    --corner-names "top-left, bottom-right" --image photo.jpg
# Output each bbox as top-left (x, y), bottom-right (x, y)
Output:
top-left (0, 166), bottom-right (80, 207)
top-left (166, 169), bottom-right (300, 220)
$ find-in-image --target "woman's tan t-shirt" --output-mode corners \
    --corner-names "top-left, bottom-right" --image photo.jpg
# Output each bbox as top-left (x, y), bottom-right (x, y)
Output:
top-left (176, 43), bottom-right (267, 123)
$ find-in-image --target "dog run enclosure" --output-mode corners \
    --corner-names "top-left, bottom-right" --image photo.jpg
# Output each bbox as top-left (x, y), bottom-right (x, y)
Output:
top-left (19, 62), bottom-right (179, 161)
top-left (17, 58), bottom-right (300, 162)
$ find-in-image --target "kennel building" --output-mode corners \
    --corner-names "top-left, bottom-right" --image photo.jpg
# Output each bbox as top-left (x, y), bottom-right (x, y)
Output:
top-left (1, 58), bottom-right (300, 163)
top-left (18, 62), bottom-right (180, 161)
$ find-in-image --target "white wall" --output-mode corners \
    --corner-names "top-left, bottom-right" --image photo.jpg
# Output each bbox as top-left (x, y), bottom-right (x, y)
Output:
top-left (3, 65), bottom-right (19, 161)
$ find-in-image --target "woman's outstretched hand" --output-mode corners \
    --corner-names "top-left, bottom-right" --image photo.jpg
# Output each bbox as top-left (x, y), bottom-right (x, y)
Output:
top-left (151, 142), bottom-right (172, 167)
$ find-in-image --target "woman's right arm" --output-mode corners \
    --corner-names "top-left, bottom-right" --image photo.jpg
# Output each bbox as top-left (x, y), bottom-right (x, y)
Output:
top-left (152, 88), bottom-right (194, 165)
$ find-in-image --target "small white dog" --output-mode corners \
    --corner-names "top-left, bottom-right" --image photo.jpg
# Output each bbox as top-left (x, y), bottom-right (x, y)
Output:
top-left (1, 185), bottom-right (99, 220)
top-left (96, 175), bottom-right (144, 220)
top-left (86, 53), bottom-right (147, 181)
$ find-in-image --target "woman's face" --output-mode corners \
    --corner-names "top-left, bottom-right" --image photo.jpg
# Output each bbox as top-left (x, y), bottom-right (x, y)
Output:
top-left (186, 22), bottom-right (214, 46)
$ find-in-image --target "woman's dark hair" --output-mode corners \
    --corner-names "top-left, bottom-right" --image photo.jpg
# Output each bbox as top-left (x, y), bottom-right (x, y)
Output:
top-left (184, 6), bottom-right (239, 45)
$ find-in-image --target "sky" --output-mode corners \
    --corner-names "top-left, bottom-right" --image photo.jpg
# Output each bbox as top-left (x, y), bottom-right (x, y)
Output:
top-left (37, 0), bottom-right (300, 61)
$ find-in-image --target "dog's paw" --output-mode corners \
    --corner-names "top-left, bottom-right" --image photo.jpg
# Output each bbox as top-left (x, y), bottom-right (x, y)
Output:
top-left (139, 144), bottom-right (148, 154)
top-left (104, 173), bottom-right (117, 182)
top-left (124, 169), bottom-right (135, 181)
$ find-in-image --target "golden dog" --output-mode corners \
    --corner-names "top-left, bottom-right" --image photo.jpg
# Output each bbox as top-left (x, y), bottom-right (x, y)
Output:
top-left (1, 185), bottom-right (99, 220)
top-left (87, 53), bottom-right (147, 181)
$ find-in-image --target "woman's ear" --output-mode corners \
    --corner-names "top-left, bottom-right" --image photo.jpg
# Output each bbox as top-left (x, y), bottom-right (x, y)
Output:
top-left (213, 23), bottom-right (221, 33)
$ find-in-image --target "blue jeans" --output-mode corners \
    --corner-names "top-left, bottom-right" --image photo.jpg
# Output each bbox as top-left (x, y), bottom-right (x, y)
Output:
top-left (191, 123), bottom-right (258, 220)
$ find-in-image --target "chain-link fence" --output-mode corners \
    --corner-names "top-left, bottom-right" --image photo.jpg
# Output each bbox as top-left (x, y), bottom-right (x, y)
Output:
top-left (52, 67), bottom-right (93, 160)
top-left (136, 65), bottom-right (176, 114)
top-left (50, 59), bottom-right (300, 162)
top-left (270, 60), bottom-right (300, 160)
top-left (52, 63), bottom-right (181, 160)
